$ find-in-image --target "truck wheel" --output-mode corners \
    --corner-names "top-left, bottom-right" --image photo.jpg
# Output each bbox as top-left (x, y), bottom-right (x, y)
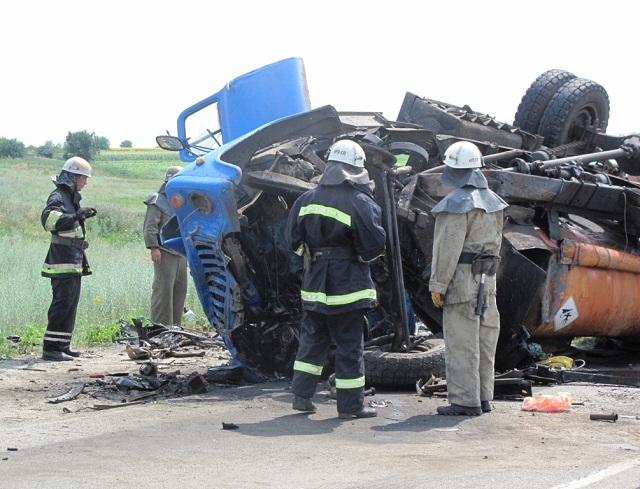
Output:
top-left (364, 339), bottom-right (446, 387)
top-left (538, 78), bottom-right (610, 147)
top-left (513, 69), bottom-right (576, 134)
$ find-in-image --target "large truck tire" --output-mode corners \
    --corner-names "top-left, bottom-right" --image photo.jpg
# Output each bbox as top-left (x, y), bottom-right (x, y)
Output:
top-left (364, 339), bottom-right (446, 387)
top-left (538, 78), bottom-right (610, 147)
top-left (513, 69), bottom-right (576, 134)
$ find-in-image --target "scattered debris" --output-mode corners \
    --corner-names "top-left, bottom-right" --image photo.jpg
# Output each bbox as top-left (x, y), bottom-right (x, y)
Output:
top-left (369, 400), bottom-right (388, 408)
top-left (206, 365), bottom-right (243, 384)
top-left (187, 374), bottom-right (208, 394)
top-left (523, 363), bottom-right (640, 387)
top-left (126, 345), bottom-right (152, 360)
top-left (416, 374), bottom-right (533, 399)
top-left (92, 401), bottom-right (145, 410)
top-left (31, 319), bottom-right (234, 409)
top-left (46, 383), bottom-right (85, 404)
top-left (139, 363), bottom-right (158, 377)
top-left (590, 412), bottom-right (640, 422)
top-left (521, 392), bottom-right (574, 413)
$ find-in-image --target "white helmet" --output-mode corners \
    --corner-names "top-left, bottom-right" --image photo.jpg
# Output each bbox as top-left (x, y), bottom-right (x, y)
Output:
top-left (443, 141), bottom-right (483, 169)
top-left (327, 140), bottom-right (366, 168)
top-left (62, 156), bottom-right (92, 177)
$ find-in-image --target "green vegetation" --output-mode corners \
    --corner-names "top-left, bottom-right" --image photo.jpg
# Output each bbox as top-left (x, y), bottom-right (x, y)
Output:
top-left (0, 151), bottom-right (205, 358)
top-left (0, 137), bottom-right (26, 158)
top-left (1, 131), bottom-right (136, 162)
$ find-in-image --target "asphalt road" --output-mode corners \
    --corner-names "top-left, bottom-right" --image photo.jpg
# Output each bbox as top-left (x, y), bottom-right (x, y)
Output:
top-left (1, 373), bottom-right (639, 489)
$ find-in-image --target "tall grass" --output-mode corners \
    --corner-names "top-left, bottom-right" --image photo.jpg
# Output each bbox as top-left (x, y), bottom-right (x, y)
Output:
top-left (0, 153), bottom-right (205, 357)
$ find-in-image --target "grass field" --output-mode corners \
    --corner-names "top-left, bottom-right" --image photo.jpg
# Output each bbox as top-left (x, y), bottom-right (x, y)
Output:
top-left (0, 151), bottom-right (207, 357)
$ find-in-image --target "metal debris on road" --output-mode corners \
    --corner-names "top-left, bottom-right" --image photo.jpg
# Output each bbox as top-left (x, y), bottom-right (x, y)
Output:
top-left (46, 383), bottom-right (85, 404)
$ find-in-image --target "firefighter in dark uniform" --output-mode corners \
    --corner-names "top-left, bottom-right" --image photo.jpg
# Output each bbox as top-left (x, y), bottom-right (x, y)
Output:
top-left (429, 141), bottom-right (507, 415)
top-left (41, 157), bottom-right (97, 361)
top-left (143, 166), bottom-right (187, 326)
top-left (286, 140), bottom-right (386, 419)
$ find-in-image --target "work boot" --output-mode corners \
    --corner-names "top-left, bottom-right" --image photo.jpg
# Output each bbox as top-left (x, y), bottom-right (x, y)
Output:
top-left (481, 401), bottom-right (492, 413)
top-left (338, 407), bottom-right (378, 419)
top-left (42, 350), bottom-right (74, 362)
top-left (64, 348), bottom-right (81, 358)
top-left (437, 403), bottom-right (482, 416)
top-left (292, 395), bottom-right (317, 412)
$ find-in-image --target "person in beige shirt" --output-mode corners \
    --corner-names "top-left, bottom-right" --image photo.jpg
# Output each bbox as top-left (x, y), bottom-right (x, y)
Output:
top-left (143, 166), bottom-right (187, 326)
top-left (429, 142), bottom-right (507, 416)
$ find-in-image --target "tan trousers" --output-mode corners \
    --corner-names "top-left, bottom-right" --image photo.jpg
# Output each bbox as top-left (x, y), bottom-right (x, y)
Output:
top-left (443, 295), bottom-right (500, 407)
top-left (151, 250), bottom-right (188, 326)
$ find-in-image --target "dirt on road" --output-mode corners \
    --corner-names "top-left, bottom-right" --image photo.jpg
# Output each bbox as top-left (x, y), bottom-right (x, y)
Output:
top-left (1, 345), bottom-right (639, 489)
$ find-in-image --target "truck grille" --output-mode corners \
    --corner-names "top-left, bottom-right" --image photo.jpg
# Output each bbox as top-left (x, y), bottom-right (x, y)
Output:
top-left (194, 240), bottom-right (232, 331)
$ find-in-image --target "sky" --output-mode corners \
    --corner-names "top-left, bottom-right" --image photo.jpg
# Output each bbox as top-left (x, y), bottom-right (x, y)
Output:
top-left (2, 0), bottom-right (637, 148)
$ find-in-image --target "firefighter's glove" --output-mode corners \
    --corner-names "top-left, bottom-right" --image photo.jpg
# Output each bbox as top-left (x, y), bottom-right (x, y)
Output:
top-left (431, 292), bottom-right (444, 308)
top-left (74, 207), bottom-right (97, 221)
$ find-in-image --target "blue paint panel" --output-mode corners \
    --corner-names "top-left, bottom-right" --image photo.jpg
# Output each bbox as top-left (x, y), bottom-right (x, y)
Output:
top-left (176, 57), bottom-right (310, 162)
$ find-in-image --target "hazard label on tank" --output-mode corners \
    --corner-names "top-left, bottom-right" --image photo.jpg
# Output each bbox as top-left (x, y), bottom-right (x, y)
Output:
top-left (554, 296), bottom-right (579, 331)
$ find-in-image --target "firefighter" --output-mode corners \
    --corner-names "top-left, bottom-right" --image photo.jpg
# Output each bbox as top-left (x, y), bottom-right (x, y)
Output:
top-left (41, 156), bottom-right (97, 361)
top-left (143, 165), bottom-right (187, 327)
top-left (286, 139), bottom-right (386, 419)
top-left (429, 141), bottom-right (508, 415)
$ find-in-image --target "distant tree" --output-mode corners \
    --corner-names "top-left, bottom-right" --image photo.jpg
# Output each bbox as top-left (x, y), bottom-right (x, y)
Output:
top-left (94, 135), bottom-right (110, 151)
top-left (120, 140), bottom-right (133, 148)
top-left (63, 131), bottom-right (98, 161)
top-left (37, 140), bottom-right (62, 159)
top-left (0, 137), bottom-right (26, 158)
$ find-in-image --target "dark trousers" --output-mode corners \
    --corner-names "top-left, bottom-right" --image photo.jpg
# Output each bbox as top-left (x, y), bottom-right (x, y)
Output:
top-left (292, 309), bottom-right (365, 414)
top-left (44, 276), bottom-right (81, 352)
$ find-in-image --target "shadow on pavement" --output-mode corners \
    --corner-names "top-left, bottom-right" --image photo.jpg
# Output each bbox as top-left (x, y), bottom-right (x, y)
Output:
top-left (231, 412), bottom-right (344, 437)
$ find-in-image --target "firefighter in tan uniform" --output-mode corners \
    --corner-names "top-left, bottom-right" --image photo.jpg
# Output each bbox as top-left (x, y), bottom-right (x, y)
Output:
top-left (143, 166), bottom-right (188, 326)
top-left (429, 141), bottom-right (507, 416)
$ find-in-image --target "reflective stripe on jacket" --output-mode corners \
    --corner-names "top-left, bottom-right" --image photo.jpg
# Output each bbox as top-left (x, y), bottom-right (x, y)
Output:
top-left (41, 184), bottom-right (91, 278)
top-left (287, 182), bottom-right (385, 315)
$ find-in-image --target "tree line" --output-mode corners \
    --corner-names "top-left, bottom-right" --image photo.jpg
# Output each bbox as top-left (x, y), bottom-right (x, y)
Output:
top-left (0, 132), bottom-right (134, 161)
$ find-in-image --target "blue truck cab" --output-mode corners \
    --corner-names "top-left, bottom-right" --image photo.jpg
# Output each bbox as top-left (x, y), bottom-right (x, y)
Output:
top-left (166, 57), bottom-right (310, 163)
top-left (157, 58), bottom-right (319, 379)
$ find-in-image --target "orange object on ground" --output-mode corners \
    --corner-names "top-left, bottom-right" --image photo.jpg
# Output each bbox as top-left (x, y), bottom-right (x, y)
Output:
top-left (521, 392), bottom-right (574, 412)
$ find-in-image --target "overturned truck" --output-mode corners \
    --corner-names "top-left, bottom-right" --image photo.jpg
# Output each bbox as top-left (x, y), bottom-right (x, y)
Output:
top-left (158, 58), bottom-right (640, 385)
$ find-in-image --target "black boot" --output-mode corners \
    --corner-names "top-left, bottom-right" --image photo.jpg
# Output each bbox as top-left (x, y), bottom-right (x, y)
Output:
top-left (64, 348), bottom-right (81, 358)
top-left (338, 407), bottom-right (377, 419)
top-left (437, 403), bottom-right (482, 416)
top-left (292, 395), bottom-right (317, 412)
top-left (42, 350), bottom-right (74, 362)
top-left (481, 401), bottom-right (492, 413)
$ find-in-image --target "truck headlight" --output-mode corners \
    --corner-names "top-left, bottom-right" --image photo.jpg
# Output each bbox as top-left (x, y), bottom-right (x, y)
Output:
top-left (189, 192), bottom-right (214, 215)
